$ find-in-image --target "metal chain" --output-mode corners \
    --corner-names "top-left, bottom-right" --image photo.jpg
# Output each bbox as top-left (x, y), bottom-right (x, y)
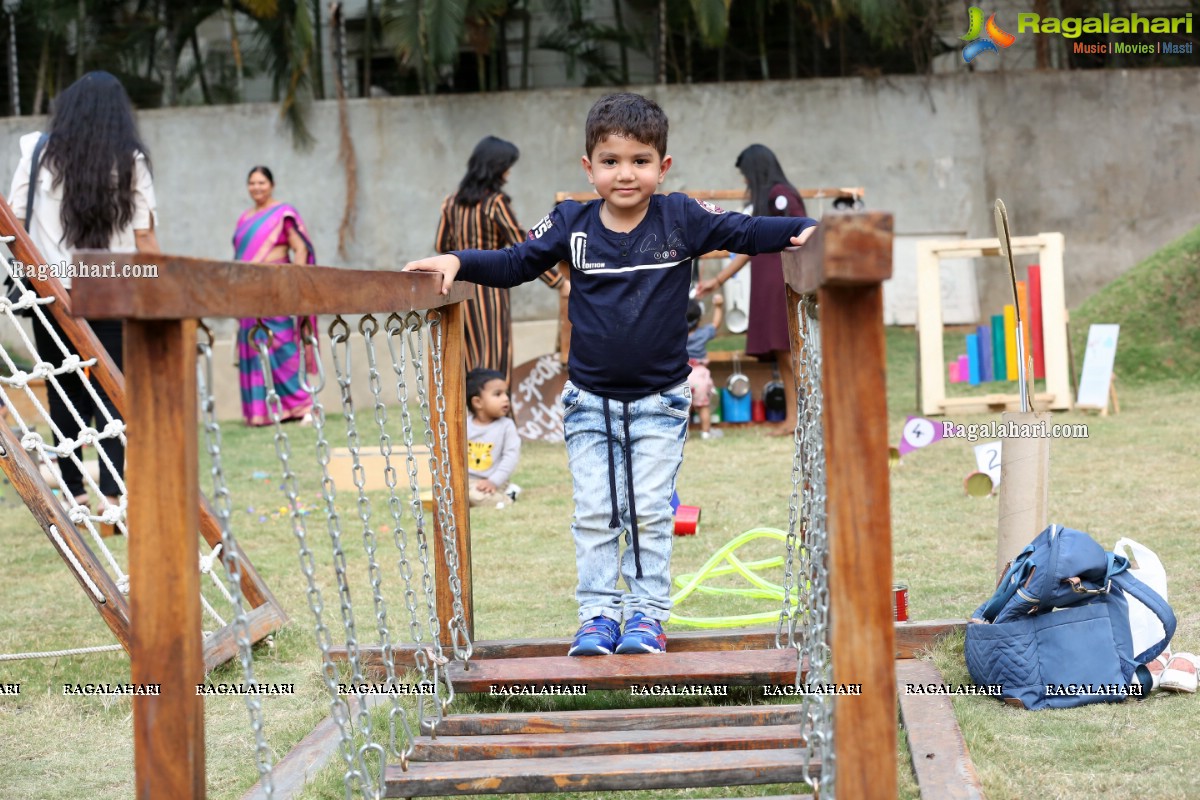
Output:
top-left (258, 318), bottom-right (369, 800)
top-left (425, 311), bottom-right (472, 664)
top-left (342, 314), bottom-right (415, 768)
top-left (197, 322), bottom-right (275, 796)
top-left (795, 295), bottom-right (834, 797)
top-left (322, 316), bottom-right (385, 797)
top-left (405, 313), bottom-right (455, 724)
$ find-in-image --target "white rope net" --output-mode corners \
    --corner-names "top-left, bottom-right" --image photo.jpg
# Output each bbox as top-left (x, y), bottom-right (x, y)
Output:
top-left (0, 250), bottom-right (245, 655)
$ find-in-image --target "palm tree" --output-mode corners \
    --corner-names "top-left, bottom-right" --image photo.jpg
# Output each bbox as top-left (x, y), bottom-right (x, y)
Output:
top-left (241, 0), bottom-right (318, 147)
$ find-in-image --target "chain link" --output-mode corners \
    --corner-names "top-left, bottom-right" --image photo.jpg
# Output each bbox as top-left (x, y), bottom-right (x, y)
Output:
top-left (404, 313), bottom-right (454, 723)
top-left (343, 314), bottom-right (417, 766)
top-left (196, 321), bottom-right (275, 797)
top-left (793, 295), bottom-right (834, 797)
top-left (323, 317), bottom-right (385, 796)
top-left (259, 318), bottom-right (370, 799)
top-left (425, 311), bottom-right (472, 666)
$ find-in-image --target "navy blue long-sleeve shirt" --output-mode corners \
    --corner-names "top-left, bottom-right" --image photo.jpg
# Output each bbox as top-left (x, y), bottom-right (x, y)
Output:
top-left (454, 192), bottom-right (817, 401)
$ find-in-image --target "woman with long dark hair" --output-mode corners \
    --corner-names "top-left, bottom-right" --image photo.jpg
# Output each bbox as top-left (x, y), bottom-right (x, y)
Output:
top-left (9, 70), bottom-right (159, 518)
top-left (232, 165), bottom-right (318, 426)
top-left (696, 144), bottom-right (805, 435)
top-left (435, 135), bottom-right (567, 386)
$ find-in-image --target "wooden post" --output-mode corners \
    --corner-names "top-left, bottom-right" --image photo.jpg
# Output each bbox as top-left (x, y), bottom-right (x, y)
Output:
top-left (783, 212), bottom-right (896, 799)
top-left (429, 301), bottom-right (474, 644)
top-left (127, 319), bottom-right (205, 800)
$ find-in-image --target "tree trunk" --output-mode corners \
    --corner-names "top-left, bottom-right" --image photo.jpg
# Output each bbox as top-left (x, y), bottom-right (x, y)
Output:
top-left (364, 0), bottom-right (373, 95)
top-left (224, 0), bottom-right (243, 100)
top-left (612, 0), bottom-right (628, 84)
top-left (520, 0), bottom-right (531, 89)
top-left (8, 12), bottom-right (20, 116)
top-left (76, 0), bottom-right (85, 80)
top-left (1033, 0), bottom-right (1050, 68)
top-left (311, 0), bottom-right (325, 99)
top-left (657, 0), bottom-right (666, 84)
top-left (755, 0), bottom-right (769, 80)
top-left (190, 31), bottom-right (211, 103)
top-left (787, 1), bottom-right (796, 78)
top-left (33, 37), bottom-right (48, 115)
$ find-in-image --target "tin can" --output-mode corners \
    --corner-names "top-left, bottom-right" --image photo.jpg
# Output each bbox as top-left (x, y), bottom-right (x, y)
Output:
top-left (893, 583), bottom-right (909, 622)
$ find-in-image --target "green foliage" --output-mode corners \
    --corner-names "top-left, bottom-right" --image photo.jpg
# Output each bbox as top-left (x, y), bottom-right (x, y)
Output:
top-left (687, 0), bottom-right (732, 48)
top-left (1071, 223), bottom-right (1200, 384)
top-left (245, 0), bottom-right (318, 148)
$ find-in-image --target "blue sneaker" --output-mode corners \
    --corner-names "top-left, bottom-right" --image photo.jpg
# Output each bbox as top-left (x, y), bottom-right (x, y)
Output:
top-left (568, 616), bottom-right (620, 656)
top-left (615, 613), bottom-right (667, 654)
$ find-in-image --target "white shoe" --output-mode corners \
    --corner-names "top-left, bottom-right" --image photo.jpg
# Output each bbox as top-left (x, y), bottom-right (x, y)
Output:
top-left (700, 429), bottom-right (724, 440)
top-left (1161, 653), bottom-right (1199, 693)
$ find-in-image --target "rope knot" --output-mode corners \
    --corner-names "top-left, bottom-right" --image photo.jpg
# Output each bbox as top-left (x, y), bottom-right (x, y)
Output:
top-left (199, 543), bottom-right (224, 574)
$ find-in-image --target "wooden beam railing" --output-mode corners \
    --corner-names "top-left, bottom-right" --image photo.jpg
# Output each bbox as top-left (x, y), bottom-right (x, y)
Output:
top-left (72, 255), bottom-right (474, 800)
top-left (783, 210), bottom-right (896, 799)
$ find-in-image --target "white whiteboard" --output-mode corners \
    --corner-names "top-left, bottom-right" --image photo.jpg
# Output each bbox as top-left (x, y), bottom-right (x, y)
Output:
top-left (1077, 324), bottom-right (1120, 408)
top-left (885, 234), bottom-right (980, 326)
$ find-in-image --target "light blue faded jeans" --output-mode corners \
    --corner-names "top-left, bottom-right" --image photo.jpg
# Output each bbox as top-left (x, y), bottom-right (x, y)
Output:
top-left (560, 380), bottom-right (690, 624)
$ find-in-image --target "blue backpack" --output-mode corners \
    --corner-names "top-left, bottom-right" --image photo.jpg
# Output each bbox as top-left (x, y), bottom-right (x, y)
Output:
top-left (964, 524), bottom-right (1175, 710)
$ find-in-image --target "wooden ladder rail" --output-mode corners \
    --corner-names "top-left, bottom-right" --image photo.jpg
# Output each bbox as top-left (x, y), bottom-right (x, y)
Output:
top-left (72, 254), bottom-right (474, 800)
top-left (783, 210), bottom-right (896, 799)
top-left (0, 196), bottom-right (288, 669)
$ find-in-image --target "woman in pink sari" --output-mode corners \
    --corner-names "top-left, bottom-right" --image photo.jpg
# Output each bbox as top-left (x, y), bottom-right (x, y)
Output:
top-left (233, 166), bottom-right (318, 425)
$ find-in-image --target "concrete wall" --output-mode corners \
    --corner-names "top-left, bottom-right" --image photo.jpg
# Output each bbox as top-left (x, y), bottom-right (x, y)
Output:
top-left (3, 70), bottom-right (1198, 415)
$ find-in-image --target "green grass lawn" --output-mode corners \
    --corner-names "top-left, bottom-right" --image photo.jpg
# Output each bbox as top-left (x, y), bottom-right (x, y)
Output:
top-left (2, 328), bottom-right (1196, 799)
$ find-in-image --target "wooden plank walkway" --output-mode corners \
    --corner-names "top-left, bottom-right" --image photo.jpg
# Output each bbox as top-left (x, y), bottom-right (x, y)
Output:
top-left (446, 648), bottom-right (799, 692)
top-left (384, 748), bottom-right (815, 797)
top-left (898, 659), bottom-right (987, 800)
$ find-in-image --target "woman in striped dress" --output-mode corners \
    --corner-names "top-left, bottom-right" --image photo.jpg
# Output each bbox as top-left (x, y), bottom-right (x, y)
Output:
top-left (435, 136), bottom-right (566, 386)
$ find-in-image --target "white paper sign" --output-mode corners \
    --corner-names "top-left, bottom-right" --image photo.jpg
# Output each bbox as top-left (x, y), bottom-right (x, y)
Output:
top-left (974, 441), bottom-right (1003, 487)
top-left (1077, 324), bottom-right (1120, 408)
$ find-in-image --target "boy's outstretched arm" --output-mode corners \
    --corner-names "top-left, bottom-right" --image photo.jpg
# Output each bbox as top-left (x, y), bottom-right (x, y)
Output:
top-left (403, 253), bottom-right (461, 295)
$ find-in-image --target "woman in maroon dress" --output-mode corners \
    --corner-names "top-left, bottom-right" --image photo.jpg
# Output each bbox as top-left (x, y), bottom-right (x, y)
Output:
top-left (697, 144), bottom-right (805, 435)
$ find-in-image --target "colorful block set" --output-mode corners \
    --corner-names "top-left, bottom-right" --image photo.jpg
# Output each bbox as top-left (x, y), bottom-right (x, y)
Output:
top-left (949, 265), bottom-right (1047, 385)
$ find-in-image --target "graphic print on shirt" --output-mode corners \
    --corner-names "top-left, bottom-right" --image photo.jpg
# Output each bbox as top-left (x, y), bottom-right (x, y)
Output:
top-left (570, 232), bottom-right (607, 272)
top-left (694, 198), bottom-right (726, 215)
top-left (636, 228), bottom-right (685, 262)
top-left (529, 214), bottom-right (554, 240)
top-left (468, 440), bottom-right (494, 472)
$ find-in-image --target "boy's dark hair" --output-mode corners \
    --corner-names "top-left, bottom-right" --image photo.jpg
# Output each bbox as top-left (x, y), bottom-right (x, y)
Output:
top-left (466, 367), bottom-right (506, 408)
top-left (686, 299), bottom-right (703, 329)
top-left (585, 93), bottom-right (669, 159)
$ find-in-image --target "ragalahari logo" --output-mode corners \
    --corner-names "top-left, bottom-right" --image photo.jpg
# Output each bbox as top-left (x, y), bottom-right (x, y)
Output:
top-left (961, 7), bottom-right (1016, 62)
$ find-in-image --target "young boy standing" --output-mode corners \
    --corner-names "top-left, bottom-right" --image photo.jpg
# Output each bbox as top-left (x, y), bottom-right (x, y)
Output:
top-left (405, 93), bottom-right (816, 656)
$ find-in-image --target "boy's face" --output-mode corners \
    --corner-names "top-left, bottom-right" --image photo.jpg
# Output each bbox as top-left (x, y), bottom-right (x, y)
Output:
top-left (472, 378), bottom-right (511, 421)
top-left (582, 134), bottom-right (672, 219)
